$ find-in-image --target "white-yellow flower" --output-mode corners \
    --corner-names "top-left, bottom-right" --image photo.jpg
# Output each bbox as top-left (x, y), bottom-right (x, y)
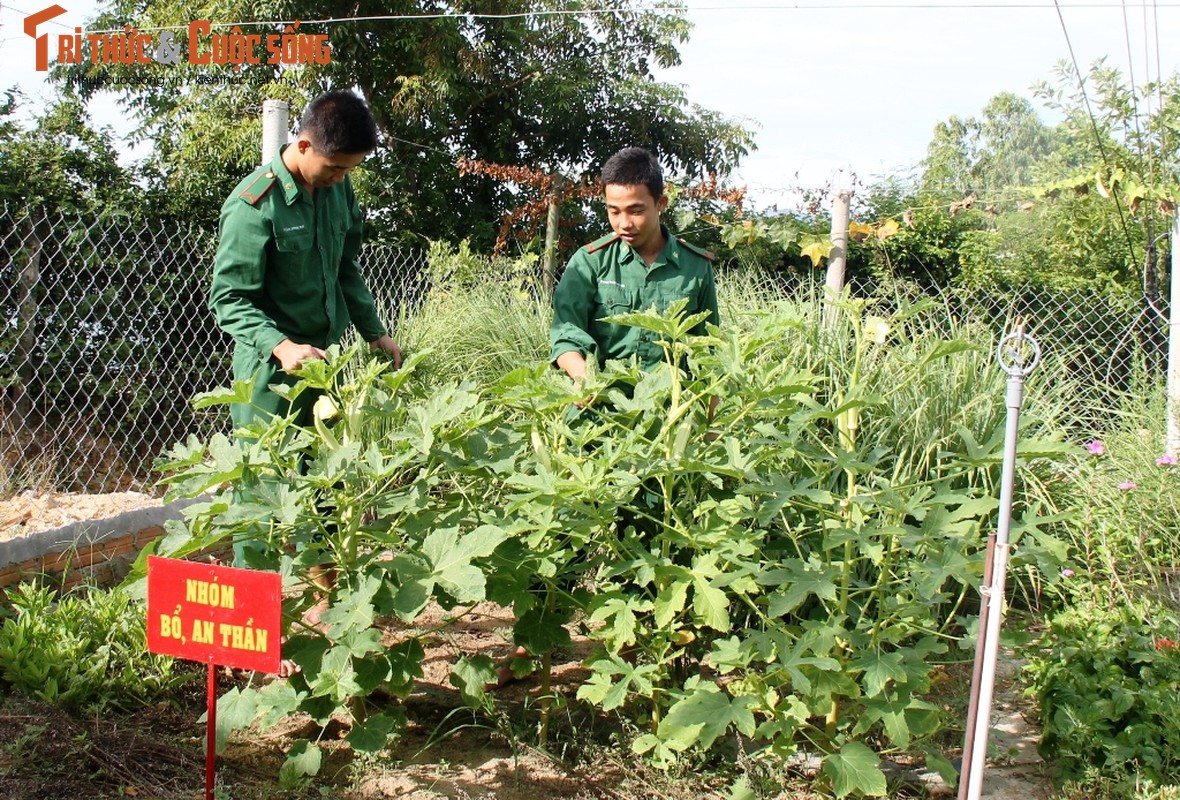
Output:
top-left (313, 394), bottom-right (339, 421)
top-left (864, 316), bottom-right (891, 344)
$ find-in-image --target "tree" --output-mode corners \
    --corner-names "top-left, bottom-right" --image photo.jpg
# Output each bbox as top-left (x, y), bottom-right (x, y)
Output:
top-left (870, 69), bottom-right (1180, 293)
top-left (0, 90), bottom-right (133, 213)
top-left (921, 92), bottom-right (1056, 199)
top-left (57, 1), bottom-right (755, 246)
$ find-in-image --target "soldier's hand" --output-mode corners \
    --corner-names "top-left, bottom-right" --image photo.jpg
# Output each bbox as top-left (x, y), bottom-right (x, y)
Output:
top-left (273, 339), bottom-right (326, 372)
top-left (369, 334), bottom-right (403, 369)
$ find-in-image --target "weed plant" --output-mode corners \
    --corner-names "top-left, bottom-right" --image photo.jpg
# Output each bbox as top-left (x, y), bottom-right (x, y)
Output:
top-left (0, 581), bottom-right (194, 711)
top-left (1020, 375), bottom-right (1180, 799)
top-left (1027, 598), bottom-right (1180, 790)
top-left (1043, 384), bottom-right (1180, 604)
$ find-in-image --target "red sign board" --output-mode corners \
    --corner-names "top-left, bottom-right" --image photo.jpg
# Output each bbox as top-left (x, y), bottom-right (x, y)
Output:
top-left (147, 556), bottom-right (282, 673)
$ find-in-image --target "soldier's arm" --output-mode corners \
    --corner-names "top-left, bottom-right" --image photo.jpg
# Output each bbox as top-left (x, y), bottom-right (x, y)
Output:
top-left (208, 199), bottom-right (288, 360)
top-left (549, 252), bottom-right (598, 379)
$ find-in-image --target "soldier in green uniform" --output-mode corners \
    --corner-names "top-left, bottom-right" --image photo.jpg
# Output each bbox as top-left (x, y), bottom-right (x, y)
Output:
top-left (210, 90), bottom-right (401, 430)
top-left (549, 146), bottom-right (719, 386)
top-left (492, 148), bottom-right (718, 689)
top-left (209, 92), bottom-right (400, 657)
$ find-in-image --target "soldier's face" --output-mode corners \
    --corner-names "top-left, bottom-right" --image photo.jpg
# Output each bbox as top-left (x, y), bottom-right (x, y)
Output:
top-left (297, 140), bottom-right (367, 188)
top-left (604, 183), bottom-right (668, 256)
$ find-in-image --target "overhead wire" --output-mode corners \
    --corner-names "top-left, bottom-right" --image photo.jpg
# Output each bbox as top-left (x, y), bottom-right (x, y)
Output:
top-left (0, 1), bottom-right (1173, 35)
top-left (1052, 0), bottom-right (1142, 280)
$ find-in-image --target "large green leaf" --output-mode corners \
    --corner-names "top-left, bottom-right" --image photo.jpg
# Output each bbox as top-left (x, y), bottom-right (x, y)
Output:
top-left (255, 680), bottom-right (304, 729)
top-left (318, 574), bottom-right (382, 639)
top-left (210, 686), bottom-right (260, 754)
top-left (588, 593), bottom-right (652, 650)
top-left (421, 524), bottom-right (507, 603)
top-left (386, 639), bottom-right (426, 697)
top-left (822, 741), bottom-right (888, 798)
top-left (280, 740), bottom-right (322, 786)
top-left (310, 645), bottom-right (362, 704)
top-left (450, 654), bottom-right (496, 706)
top-left (577, 656), bottom-right (659, 710)
top-left (762, 557), bottom-right (841, 617)
top-left (653, 579), bottom-right (690, 628)
top-left (514, 606), bottom-right (572, 655)
top-left (854, 650), bottom-right (909, 698)
top-left (346, 713), bottom-right (399, 753)
top-left (657, 682), bottom-right (757, 752)
top-left (691, 575), bottom-right (730, 631)
top-left (191, 380), bottom-right (255, 409)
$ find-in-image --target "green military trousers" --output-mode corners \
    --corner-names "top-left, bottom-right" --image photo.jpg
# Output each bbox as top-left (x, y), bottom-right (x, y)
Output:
top-left (229, 342), bottom-right (326, 567)
top-left (230, 342), bottom-right (321, 429)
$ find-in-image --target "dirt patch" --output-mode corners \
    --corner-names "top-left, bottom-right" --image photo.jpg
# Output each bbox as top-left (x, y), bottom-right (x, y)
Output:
top-left (0, 695), bottom-right (210, 800)
top-left (0, 490), bottom-right (164, 541)
top-left (0, 598), bottom-right (1054, 799)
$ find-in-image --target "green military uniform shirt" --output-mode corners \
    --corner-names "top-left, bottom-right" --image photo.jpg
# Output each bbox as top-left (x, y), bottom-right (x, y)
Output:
top-left (209, 146), bottom-right (386, 425)
top-left (549, 227), bottom-right (719, 369)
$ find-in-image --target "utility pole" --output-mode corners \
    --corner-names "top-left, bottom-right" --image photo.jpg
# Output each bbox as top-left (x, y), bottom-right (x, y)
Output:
top-left (261, 100), bottom-right (290, 165)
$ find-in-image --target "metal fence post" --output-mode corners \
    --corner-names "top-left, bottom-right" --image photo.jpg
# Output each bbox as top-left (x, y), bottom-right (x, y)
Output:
top-left (261, 100), bottom-right (289, 165)
top-left (1166, 215), bottom-right (1180, 457)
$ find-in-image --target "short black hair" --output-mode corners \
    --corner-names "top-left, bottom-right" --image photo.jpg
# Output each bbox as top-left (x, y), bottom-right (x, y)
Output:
top-left (601, 147), bottom-right (664, 201)
top-left (298, 91), bottom-right (379, 156)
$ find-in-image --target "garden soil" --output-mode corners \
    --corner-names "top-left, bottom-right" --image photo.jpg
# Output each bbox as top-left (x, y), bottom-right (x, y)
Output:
top-left (0, 492), bottom-right (1053, 799)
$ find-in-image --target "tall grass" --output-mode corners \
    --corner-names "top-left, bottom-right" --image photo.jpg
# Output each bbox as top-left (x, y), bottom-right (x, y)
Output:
top-left (1043, 379), bottom-right (1180, 605)
top-left (394, 258), bottom-right (1087, 475)
top-left (392, 242), bottom-right (551, 389)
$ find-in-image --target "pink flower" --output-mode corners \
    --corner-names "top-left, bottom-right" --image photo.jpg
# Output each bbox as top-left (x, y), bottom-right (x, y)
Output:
top-left (1086, 440), bottom-right (1106, 456)
top-left (1060, 568), bottom-right (1075, 578)
top-left (1118, 481), bottom-right (1137, 491)
top-left (1156, 454), bottom-right (1177, 467)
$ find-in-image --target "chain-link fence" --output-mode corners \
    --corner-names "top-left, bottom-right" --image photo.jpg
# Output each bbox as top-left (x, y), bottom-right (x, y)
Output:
top-left (0, 204), bottom-right (426, 495)
top-left (844, 277), bottom-right (1169, 414)
top-left (0, 201), bottom-right (1172, 496)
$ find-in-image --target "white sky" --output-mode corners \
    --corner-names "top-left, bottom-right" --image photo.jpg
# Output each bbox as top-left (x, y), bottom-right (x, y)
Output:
top-left (2, 0), bottom-right (1178, 209)
top-left (667, 1), bottom-right (1180, 208)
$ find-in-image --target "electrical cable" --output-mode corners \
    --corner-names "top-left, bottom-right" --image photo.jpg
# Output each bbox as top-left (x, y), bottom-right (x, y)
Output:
top-left (1053, 0), bottom-right (1142, 277)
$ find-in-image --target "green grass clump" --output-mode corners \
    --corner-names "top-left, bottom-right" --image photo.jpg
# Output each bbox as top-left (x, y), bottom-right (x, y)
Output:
top-left (0, 582), bottom-right (195, 711)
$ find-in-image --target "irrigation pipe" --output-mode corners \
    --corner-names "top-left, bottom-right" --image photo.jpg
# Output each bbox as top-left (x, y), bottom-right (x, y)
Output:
top-left (958, 325), bottom-right (1041, 800)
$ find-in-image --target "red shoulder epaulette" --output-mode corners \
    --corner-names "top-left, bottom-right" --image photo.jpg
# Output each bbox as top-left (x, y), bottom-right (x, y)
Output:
top-left (584, 233), bottom-right (621, 253)
top-left (239, 170), bottom-right (278, 205)
top-left (679, 239), bottom-right (715, 261)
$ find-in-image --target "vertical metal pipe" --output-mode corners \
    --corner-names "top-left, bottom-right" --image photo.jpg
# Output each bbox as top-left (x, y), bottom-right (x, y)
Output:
top-left (958, 328), bottom-right (1040, 800)
top-left (1166, 215), bottom-right (1180, 457)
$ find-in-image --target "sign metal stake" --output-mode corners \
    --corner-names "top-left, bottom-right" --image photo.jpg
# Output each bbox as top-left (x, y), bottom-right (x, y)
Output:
top-left (146, 555), bottom-right (282, 800)
top-left (206, 662), bottom-right (217, 800)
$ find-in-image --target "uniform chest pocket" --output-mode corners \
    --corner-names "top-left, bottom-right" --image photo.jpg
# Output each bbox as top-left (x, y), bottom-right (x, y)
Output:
top-left (275, 232), bottom-right (313, 253)
top-left (596, 284), bottom-right (635, 317)
top-left (653, 276), bottom-right (701, 314)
